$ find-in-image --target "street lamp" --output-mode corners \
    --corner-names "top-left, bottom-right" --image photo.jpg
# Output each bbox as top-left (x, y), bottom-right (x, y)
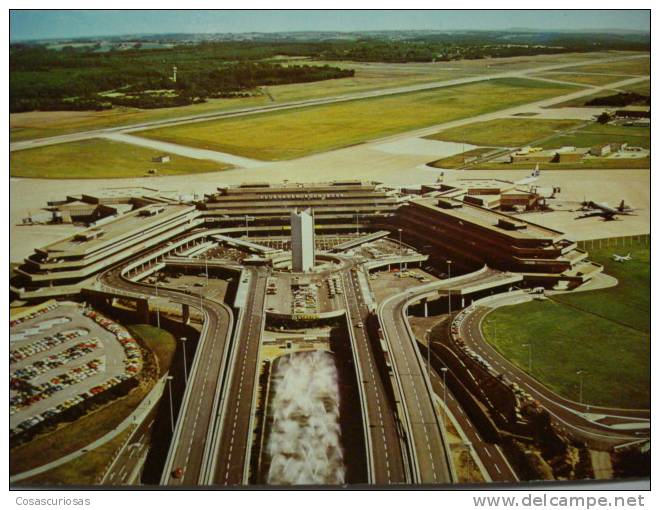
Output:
top-left (397, 229), bottom-right (403, 272)
top-left (522, 343), bottom-right (532, 373)
top-left (244, 215), bottom-right (254, 239)
top-left (464, 441), bottom-right (473, 480)
top-left (441, 367), bottom-right (449, 430)
top-left (447, 260), bottom-right (453, 318)
top-left (166, 375), bottom-right (174, 433)
top-left (155, 281), bottom-right (160, 329)
top-left (180, 337), bottom-right (188, 384)
top-left (577, 370), bottom-right (587, 407)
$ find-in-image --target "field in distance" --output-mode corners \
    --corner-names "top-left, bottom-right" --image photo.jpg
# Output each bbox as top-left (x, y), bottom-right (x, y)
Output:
top-left (136, 78), bottom-right (578, 161)
top-left (427, 119), bottom-right (650, 170)
top-left (10, 139), bottom-right (231, 179)
top-left (482, 240), bottom-right (650, 409)
top-left (9, 51), bottom-right (624, 143)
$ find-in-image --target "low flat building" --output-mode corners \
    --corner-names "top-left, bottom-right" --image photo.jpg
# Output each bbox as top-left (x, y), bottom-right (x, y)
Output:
top-left (11, 204), bottom-right (198, 300)
top-left (397, 197), bottom-right (600, 288)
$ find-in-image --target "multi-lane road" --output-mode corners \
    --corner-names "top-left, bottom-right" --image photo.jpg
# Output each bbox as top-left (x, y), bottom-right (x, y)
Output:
top-left (99, 265), bottom-right (235, 485)
top-left (342, 267), bottom-right (407, 484)
top-left (209, 268), bottom-right (268, 485)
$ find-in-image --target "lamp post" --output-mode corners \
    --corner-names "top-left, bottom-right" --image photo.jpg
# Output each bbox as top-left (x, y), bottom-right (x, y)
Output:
top-left (441, 367), bottom-right (449, 430)
top-left (166, 375), bottom-right (174, 433)
top-left (398, 228), bottom-right (403, 272)
top-left (244, 215), bottom-right (254, 239)
top-left (577, 370), bottom-right (587, 407)
top-left (155, 281), bottom-right (160, 329)
top-left (523, 343), bottom-right (532, 373)
top-left (180, 337), bottom-right (188, 384)
top-left (464, 441), bottom-right (473, 481)
top-left (447, 260), bottom-right (452, 318)
top-left (205, 257), bottom-right (209, 286)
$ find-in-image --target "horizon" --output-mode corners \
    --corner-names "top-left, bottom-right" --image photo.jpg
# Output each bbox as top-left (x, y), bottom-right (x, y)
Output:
top-left (10, 9), bottom-right (650, 42)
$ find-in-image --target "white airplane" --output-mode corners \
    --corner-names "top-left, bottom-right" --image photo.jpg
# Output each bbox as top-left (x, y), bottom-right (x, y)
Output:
top-left (516, 164), bottom-right (541, 186)
top-left (612, 252), bottom-right (633, 262)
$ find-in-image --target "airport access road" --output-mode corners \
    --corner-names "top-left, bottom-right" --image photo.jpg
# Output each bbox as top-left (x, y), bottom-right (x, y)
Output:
top-left (99, 266), bottom-right (234, 486)
top-left (342, 267), bottom-right (408, 485)
top-left (427, 351), bottom-right (518, 483)
top-left (210, 267), bottom-right (268, 486)
top-left (9, 54), bottom-right (648, 154)
top-left (457, 301), bottom-right (649, 449)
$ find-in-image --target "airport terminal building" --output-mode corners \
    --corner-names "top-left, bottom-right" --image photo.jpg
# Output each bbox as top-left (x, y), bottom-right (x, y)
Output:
top-left (11, 181), bottom-right (602, 301)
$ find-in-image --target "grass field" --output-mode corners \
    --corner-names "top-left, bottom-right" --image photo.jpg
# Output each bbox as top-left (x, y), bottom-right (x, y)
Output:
top-left (137, 78), bottom-right (578, 161)
top-left (427, 147), bottom-right (498, 169)
top-left (532, 72), bottom-right (632, 86)
top-left (10, 139), bottom-right (231, 179)
top-left (472, 157), bottom-right (650, 171)
top-left (425, 118), bottom-right (584, 147)
top-left (482, 242), bottom-right (649, 409)
top-left (10, 381), bottom-right (151, 475)
top-left (127, 324), bottom-right (176, 376)
top-left (549, 79), bottom-right (650, 108)
top-left (559, 57), bottom-right (650, 77)
top-left (542, 123), bottom-right (650, 150)
top-left (16, 427), bottom-right (133, 485)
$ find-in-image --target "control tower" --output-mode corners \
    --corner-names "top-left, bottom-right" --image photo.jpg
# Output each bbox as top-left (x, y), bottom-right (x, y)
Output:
top-left (290, 208), bottom-right (315, 272)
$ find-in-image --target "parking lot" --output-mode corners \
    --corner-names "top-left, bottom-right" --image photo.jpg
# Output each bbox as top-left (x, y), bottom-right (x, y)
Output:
top-left (10, 301), bottom-right (134, 436)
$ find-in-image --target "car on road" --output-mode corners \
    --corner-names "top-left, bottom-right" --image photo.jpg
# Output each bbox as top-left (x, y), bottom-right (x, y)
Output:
top-left (172, 467), bottom-right (184, 479)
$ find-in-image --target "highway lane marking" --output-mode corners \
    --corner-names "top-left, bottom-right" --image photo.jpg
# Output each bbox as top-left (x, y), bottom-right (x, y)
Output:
top-left (389, 306), bottom-right (439, 482)
top-left (346, 272), bottom-right (393, 483)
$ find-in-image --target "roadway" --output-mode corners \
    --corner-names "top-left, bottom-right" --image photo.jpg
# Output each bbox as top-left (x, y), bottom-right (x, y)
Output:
top-left (457, 302), bottom-right (650, 449)
top-left (378, 291), bottom-right (454, 484)
top-left (342, 267), bottom-right (407, 484)
top-left (210, 267), bottom-right (268, 485)
top-left (427, 349), bottom-right (518, 483)
top-left (99, 265), bottom-right (234, 486)
top-left (10, 54), bottom-right (648, 153)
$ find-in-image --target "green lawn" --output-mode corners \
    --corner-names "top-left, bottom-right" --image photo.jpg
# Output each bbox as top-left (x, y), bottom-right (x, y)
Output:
top-left (559, 57), bottom-right (650, 77)
top-left (10, 139), bottom-right (231, 179)
top-left (16, 427), bottom-right (133, 486)
top-left (533, 73), bottom-right (631, 86)
top-left (548, 80), bottom-right (650, 108)
top-left (127, 324), bottom-right (177, 376)
top-left (482, 242), bottom-right (650, 408)
top-left (427, 147), bottom-right (498, 169)
top-left (426, 118), bottom-right (584, 147)
top-left (10, 382), bottom-right (151, 475)
top-left (137, 78), bottom-right (579, 161)
top-left (541, 123), bottom-right (650, 150)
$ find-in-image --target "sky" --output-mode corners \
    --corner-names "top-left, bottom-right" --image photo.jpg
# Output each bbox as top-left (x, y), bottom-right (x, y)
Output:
top-left (10, 9), bottom-right (650, 41)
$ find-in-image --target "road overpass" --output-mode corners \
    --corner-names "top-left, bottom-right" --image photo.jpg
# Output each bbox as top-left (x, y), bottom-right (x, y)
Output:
top-left (98, 263), bottom-right (236, 486)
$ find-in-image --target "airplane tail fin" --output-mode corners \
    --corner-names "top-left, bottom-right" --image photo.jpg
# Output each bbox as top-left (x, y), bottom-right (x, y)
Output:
top-left (618, 200), bottom-right (625, 211)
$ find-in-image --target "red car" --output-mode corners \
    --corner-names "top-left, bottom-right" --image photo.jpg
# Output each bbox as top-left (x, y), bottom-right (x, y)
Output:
top-left (172, 467), bottom-right (184, 479)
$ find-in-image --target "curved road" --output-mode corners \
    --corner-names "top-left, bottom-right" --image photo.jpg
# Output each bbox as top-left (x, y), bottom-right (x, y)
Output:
top-left (457, 301), bottom-right (649, 448)
top-left (99, 265), bottom-right (234, 486)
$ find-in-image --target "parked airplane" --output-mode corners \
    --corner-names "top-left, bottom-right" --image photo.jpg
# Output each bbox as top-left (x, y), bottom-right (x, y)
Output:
top-left (576, 200), bottom-right (636, 221)
top-left (612, 252), bottom-right (633, 262)
top-left (516, 164), bottom-right (541, 186)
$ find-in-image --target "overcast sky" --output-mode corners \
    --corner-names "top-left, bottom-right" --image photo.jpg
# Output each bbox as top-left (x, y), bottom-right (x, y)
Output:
top-left (10, 9), bottom-right (650, 41)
